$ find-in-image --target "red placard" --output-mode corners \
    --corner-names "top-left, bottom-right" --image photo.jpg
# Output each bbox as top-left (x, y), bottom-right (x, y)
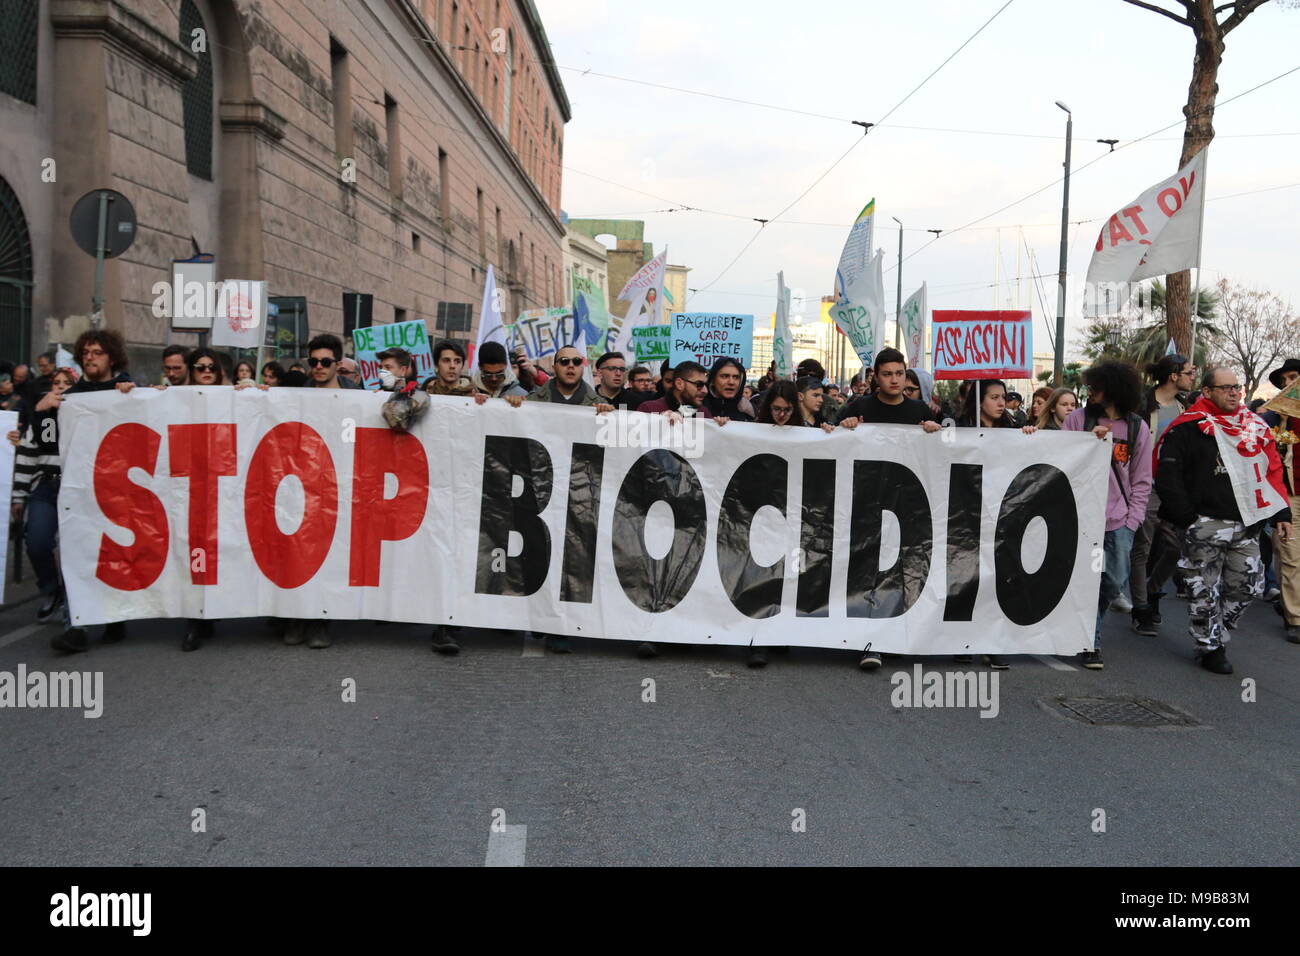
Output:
top-left (931, 310), bottom-right (1032, 380)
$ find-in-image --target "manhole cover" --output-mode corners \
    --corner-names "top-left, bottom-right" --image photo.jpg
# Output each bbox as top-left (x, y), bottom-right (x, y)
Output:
top-left (1044, 696), bottom-right (1201, 728)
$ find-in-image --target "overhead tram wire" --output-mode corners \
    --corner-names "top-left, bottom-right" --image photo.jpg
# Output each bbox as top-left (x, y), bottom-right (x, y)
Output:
top-left (884, 61), bottom-right (1300, 277)
top-left (688, 0), bottom-right (1020, 302)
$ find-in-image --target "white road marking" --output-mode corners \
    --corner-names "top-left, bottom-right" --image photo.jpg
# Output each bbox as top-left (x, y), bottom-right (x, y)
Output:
top-left (485, 824), bottom-right (527, 866)
top-left (520, 633), bottom-right (545, 658)
top-left (1033, 654), bottom-right (1078, 672)
top-left (0, 622), bottom-right (50, 651)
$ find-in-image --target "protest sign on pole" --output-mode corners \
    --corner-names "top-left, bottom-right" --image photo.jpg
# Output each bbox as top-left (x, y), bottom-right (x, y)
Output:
top-left (931, 310), bottom-right (1033, 380)
top-left (901, 282), bottom-right (929, 372)
top-left (209, 280), bottom-right (266, 349)
top-left (352, 319), bottom-right (434, 388)
top-left (502, 307), bottom-right (578, 368)
top-left (774, 271), bottom-right (793, 379)
top-left (470, 264), bottom-right (506, 373)
top-left (57, 389), bottom-right (1109, 655)
top-left (631, 325), bottom-right (671, 364)
top-left (609, 249), bottom-right (667, 356)
top-left (669, 312), bottom-right (754, 370)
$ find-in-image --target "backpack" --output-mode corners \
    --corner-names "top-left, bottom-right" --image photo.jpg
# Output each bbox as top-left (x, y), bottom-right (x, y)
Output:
top-left (1084, 406), bottom-right (1144, 508)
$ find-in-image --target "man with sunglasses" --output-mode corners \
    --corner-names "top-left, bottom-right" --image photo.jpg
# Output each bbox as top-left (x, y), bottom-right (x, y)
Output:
top-left (524, 345), bottom-right (606, 408)
top-left (1156, 366), bottom-right (1292, 674)
top-left (636, 361), bottom-right (714, 418)
top-left (305, 334), bottom-right (361, 389)
top-left (469, 341), bottom-right (528, 399)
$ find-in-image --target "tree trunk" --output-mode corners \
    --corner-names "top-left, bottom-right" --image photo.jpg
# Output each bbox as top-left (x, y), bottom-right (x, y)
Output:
top-left (1167, 3), bottom-right (1223, 356)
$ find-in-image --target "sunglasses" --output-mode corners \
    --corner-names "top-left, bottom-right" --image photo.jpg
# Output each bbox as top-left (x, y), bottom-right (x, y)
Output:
top-left (481, 370), bottom-right (506, 379)
top-left (556, 357), bottom-right (584, 367)
top-left (307, 357), bottom-right (335, 368)
top-left (683, 379), bottom-right (708, 389)
top-left (192, 363), bottom-right (218, 373)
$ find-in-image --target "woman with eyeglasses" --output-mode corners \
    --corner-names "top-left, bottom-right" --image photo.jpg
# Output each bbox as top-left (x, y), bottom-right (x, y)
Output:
top-left (755, 380), bottom-right (800, 426)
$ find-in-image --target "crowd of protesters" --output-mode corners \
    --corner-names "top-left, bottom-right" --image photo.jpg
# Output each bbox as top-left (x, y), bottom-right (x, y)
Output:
top-left (5, 327), bottom-right (1295, 678)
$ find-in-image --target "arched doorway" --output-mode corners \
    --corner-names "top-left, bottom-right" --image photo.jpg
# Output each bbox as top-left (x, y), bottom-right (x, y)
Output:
top-left (0, 176), bottom-right (33, 362)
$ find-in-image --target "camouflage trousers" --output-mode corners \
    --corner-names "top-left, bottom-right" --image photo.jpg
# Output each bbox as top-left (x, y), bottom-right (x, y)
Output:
top-left (1178, 517), bottom-right (1265, 650)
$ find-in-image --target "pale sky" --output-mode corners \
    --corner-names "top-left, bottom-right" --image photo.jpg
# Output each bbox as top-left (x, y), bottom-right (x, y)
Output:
top-left (535, 0), bottom-right (1300, 358)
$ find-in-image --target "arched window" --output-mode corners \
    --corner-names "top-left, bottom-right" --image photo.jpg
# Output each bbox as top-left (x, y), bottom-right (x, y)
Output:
top-left (0, 0), bottom-right (38, 104)
top-left (180, 0), bottom-right (214, 180)
top-left (0, 176), bottom-right (33, 361)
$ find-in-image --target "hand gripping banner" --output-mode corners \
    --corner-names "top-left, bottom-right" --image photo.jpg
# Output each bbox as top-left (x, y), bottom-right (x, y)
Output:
top-left (58, 389), bottom-right (1108, 655)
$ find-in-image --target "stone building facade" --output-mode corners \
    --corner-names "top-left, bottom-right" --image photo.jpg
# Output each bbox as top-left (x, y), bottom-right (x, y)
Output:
top-left (0, 0), bottom-right (569, 371)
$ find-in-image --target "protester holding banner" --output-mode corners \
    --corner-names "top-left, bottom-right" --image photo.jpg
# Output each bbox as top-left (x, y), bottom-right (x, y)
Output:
top-left (423, 340), bottom-right (474, 396)
top-left (636, 361), bottom-right (713, 418)
top-left (1129, 354), bottom-right (1196, 635)
top-left (628, 366), bottom-right (653, 394)
top-left (956, 380), bottom-right (1035, 433)
top-left (376, 347), bottom-right (417, 388)
top-left (524, 345), bottom-right (604, 408)
top-left (12, 367), bottom-right (77, 630)
top-left (1156, 367), bottom-right (1292, 672)
top-left (261, 361), bottom-right (283, 387)
top-left (468, 342), bottom-right (528, 400)
top-left (592, 352), bottom-right (640, 408)
top-left (1062, 361), bottom-right (1151, 671)
top-left (68, 329), bottom-right (134, 395)
top-left (755, 381), bottom-right (800, 426)
top-left (305, 334), bottom-right (361, 391)
top-left (1029, 387), bottom-right (1054, 424)
top-left (1036, 388), bottom-right (1079, 430)
top-left (161, 345), bottom-right (189, 387)
top-left (837, 349), bottom-right (942, 431)
top-left (795, 377), bottom-right (834, 432)
top-left (1261, 358), bottom-right (1300, 643)
top-left (701, 358), bottom-right (755, 422)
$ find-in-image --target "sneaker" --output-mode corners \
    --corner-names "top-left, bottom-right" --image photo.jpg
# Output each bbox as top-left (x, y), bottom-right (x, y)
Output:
top-left (36, 590), bottom-right (62, 624)
top-left (1199, 645), bottom-right (1233, 674)
top-left (636, 642), bottom-right (660, 659)
top-left (282, 621), bottom-right (306, 645)
top-left (306, 621), bottom-right (331, 649)
top-left (545, 634), bottom-right (572, 654)
top-left (1078, 650), bottom-right (1104, 670)
top-left (747, 646), bottom-right (768, 668)
top-left (1110, 593), bottom-right (1133, 613)
top-left (1131, 605), bottom-right (1158, 637)
top-left (953, 654), bottom-right (973, 664)
top-left (1263, 586), bottom-right (1281, 602)
top-left (431, 625), bottom-right (461, 655)
top-left (51, 628), bottom-right (89, 654)
top-left (983, 654), bottom-right (1010, 670)
top-left (858, 650), bottom-right (882, 671)
top-left (101, 621), bottom-right (126, 644)
top-left (1286, 626), bottom-right (1299, 645)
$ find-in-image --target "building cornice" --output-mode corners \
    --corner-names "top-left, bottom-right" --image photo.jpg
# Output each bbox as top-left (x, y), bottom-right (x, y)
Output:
top-left (51, 0), bottom-right (197, 84)
top-left (219, 99), bottom-right (286, 140)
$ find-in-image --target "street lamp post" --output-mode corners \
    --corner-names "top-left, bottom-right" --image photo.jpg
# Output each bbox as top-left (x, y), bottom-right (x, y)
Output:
top-left (1053, 100), bottom-right (1072, 387)
top-left (892, 216), bottom-right (903, 350)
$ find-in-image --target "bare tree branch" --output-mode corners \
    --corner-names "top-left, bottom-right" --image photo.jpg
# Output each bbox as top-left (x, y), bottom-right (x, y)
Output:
top-left (1209, 279), bottom-right (1300, 398)
top-left (1220, 0), bottom-right (1271, 35)
top-left (1121, 0), bottom-right (1193, 26)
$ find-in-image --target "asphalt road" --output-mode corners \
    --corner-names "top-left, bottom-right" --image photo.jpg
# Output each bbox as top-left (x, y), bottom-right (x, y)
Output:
top-left (0, 593), bottom-right (1295, 867)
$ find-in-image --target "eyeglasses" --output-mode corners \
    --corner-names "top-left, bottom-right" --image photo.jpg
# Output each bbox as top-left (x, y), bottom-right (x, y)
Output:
top-left (556, 357), bottom-right (584, 367)
top-left (82, 348), bottom-right (107, 359)
top-left (771, 405), bottom-right (793, 416)
top-left (307, 357), bottom-right (335, 368)
top-left (192, 363), bottom-right (218, 373)
top-left (600, 365), bottom-right (626, 373)
top-left (1209, 384), bottom-right (1243, 393)
top-left (903, 386), bottom-right (920, 395)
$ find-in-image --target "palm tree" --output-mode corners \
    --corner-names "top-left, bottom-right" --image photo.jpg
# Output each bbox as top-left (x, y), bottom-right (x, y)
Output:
top-left (1080, 280), bottom-right (1221, 367)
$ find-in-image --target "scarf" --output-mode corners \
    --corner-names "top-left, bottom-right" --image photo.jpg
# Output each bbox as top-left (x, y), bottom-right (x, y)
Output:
top-left (1155, 395), bottom-right (1289, 508)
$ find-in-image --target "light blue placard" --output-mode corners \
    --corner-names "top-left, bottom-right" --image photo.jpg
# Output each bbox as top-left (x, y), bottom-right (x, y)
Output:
top-left (668, 313), bottom-right (753, 370)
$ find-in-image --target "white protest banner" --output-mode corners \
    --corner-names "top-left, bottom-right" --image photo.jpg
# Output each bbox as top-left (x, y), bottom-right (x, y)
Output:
top-left (774, 271), bottom-right (793, 379)
top-left (831, 250), bottom-right (886, 369)
top-left (1085, 149), bottom-right (1206, 308)
top-left (351, 319), bottom-right (434, 389)
top-left (209, 280), bottom-right (266, 349)
top-left (0, 410), bottom-right (16, 590)
top-left (932, 310), bottom-right (1032, 380)
top-left (901, 282), bottom-right (929, 372)
top-left (57, 390), bottom-right (1108, 655)
top-left (610, 249), bottom-right (667, 355)
top-left (470, 263), bottom-right (506, 372)
top-left (669, 312), bottom-right (754, 370)
top-left (503, 307), bottom-right (577, 366)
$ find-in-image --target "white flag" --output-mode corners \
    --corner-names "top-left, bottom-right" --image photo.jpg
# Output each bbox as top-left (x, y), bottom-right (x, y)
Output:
top-left (774, 271), bottom-right (793, 379)
top-left (210, 280), bottom-right (266, 349)
top-left (471, 264), bottom-right (506, 372)
top-left (610, 249), bottom-right (667, 356)
top-left (831, 244), bottom-right (886, 371)
top-left (901, 282), bottom-right (929, 372)
top-left (1086, 150), bottom-right (1205, 294)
